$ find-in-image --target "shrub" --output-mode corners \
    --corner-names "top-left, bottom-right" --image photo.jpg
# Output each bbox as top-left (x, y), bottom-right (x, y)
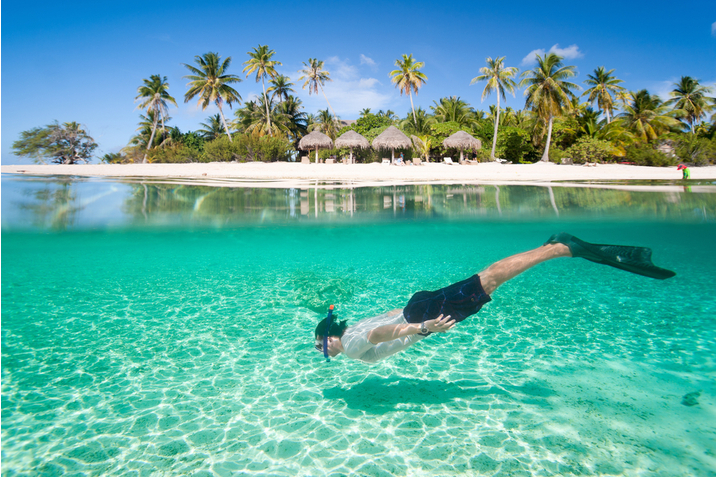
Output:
top-left (148, 144), bottom-right (201, 163)
top-left (548, 147), bottom-right (567, 164)
top-left (624, 143), bottom-right (678, 167)
top-left (674, 135), bottom-right (716, 166)
top-left (496, 127), bottom-right (536, 163)
top-left (564, 137), bottom-right (615, 164)
top-left (202, 136), bottom-right (240, 162)
top-left (202, 134), bottom-right (294, 162)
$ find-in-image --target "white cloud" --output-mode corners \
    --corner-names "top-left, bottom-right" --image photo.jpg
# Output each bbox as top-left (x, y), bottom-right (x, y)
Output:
top-left (290, 57), bottom-right (391, 117)
top-left (652, 80), bottom-right (675, 101)
top-left (360, 54), bottom-right (376, 67)
top-left (551, 44), bottom-right (583, 60)
top-left (521, 48), bottom-right (546, 66)
top-left (712, 21), bottom-right (716, 36)
top-left (521, 44), bottom-right (583, 65)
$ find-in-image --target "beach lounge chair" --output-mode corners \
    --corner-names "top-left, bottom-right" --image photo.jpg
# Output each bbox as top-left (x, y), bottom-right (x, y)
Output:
top-left (443, 157), bottom-right (455, 165)
top-left (301, 156), bottom-right (310, 164)
top-left (381, 158), bottom-right (390, 165)
top-left (412, 158), bottom-right (422, 166)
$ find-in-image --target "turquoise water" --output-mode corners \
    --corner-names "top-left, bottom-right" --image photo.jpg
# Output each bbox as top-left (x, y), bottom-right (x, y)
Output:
top-left (2, 176), bottom-right (716, 476)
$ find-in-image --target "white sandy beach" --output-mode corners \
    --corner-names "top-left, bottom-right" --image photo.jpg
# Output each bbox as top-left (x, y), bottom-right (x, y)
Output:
top-left (3, 162), bottom-right (715, 185)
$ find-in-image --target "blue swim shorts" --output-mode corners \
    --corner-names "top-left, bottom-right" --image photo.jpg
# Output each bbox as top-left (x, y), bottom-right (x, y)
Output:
top-left (403, 275), bottom-right (492, 332)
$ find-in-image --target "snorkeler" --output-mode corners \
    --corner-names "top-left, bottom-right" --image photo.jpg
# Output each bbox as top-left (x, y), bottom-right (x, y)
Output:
top-left (314, 233), bottom-right (675, 363)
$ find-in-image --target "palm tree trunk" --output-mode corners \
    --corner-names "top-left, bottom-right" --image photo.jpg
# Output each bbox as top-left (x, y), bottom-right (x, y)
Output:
top-left (217, 104), bottom-right (233, 143)
top-left (318, 83), bottom-right (338, 121)
top-left (409, 91), bottom-right (417, 124)
top-left (262, 75), bottom-right (272, 136)
top-left (491, 95), bottom-right (500, 161)
top-left (143, 117), bottom-right (159, 164)
top-left (606, 108), bottom-right (611, 124)
top-left (541, 115), bottom-right (554, 162)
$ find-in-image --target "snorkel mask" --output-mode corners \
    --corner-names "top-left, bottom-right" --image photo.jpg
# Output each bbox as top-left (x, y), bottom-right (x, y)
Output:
top-left (323, 305), bottom-right (334, 362)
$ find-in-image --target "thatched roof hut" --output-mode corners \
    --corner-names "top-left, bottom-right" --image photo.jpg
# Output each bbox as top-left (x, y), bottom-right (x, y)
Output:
top-left (298, 131), bottom-right (333, 163)
top-left (335, 130), bottom-right (370, 163)
top-left (443, 131), bottom-right (482, 162)
top-left (371, 126), bottom-right (411, 162)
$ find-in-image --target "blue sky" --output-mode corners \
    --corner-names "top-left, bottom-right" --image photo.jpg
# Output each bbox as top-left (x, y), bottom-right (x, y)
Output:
top-left (2, 0), bottom-right (715, 164)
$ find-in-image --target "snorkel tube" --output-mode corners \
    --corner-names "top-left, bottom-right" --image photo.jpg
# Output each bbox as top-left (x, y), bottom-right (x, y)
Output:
top-left (323, 305), bottom-right (334, 362)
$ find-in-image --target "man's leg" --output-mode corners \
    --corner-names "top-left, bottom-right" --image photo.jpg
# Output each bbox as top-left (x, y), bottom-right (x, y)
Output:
top-left (478, 243), bottom-right (571, 296)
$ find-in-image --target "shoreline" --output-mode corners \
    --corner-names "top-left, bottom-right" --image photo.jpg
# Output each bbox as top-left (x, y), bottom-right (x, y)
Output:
top-left (3, 162), bottom-right (715, 185)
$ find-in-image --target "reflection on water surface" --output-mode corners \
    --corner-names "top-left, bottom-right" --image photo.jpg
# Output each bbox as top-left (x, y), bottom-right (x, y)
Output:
top-left (2, 175), bottom-right (715, 230)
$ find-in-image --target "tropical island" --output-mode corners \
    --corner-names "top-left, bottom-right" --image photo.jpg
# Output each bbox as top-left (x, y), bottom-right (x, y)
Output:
top-left (8, 46), bottom-right (716, 176)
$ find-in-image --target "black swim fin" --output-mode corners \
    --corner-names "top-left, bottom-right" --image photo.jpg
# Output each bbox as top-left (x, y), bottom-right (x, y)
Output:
top-left (545, 233), bottom-right (676, 280)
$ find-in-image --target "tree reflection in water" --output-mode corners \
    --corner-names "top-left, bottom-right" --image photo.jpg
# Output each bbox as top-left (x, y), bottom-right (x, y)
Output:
top-left (118, 182), bottom-right (716, 226)
top-left (4, 176), bottom-right (715, 230)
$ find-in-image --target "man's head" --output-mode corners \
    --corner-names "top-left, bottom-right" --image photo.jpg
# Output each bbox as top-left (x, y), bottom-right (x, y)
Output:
top-left (314, 316), bottom-right (348, 357)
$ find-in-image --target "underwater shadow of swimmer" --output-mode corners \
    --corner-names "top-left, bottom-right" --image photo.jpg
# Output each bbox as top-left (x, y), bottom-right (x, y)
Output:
top-left (322, 376), bottom-right (556, 414)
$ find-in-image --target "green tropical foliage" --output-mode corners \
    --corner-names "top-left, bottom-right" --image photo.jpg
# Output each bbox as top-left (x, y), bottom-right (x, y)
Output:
top-left (299, 58), bottom-right (337, 119)
top-left (431, 97), bottom-right (478, 128)
top-left (400, 107), bottom-right (434, 135)
top-left (244, 45), bottom-right (281, 135)
top-left (16, 45), bottom-right (714, 168)
top-left (617, 90), bottom-right (681, 141)
top-left (183, 52), bottom-right (242, 142)
top-left (199, 114), bottom-right (226, 140)
top-left (520, 53), bottom-right (580, 161)
top-left (129, 111), bottom-right (170, 152)
top-left (390, 54), bottom-right (428, 123)
top-left (309, 109), bottom-right (341, 140)
top-left (267, 74), bottom-right (295, 103)
top-left (665, 76), bottom-right (715, 133)
top-left (582, 67), bottom-right (625, 124)
top-left (13, 121), bottom-right (98, 164)
top-left (471, 56), bottom-right (519, 160)
top-left (135, 74), bottom-right (178, 163)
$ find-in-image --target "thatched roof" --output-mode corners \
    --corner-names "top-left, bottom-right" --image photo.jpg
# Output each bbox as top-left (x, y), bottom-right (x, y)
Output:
top-left (371, 126), bottom-right (411, 150)
top-left (335, 130), bottom-right (370, 149)
top-left (298, 131), bottom-right (333, 150)
top-left (443, 130), bottom-right (482, 150)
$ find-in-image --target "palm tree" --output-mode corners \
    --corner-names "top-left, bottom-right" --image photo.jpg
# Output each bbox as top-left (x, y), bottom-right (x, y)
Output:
top-left (665, 76), bottom-right (715, 133)
top-left (298, 58), bottom-right (338, 119)
top-left (130, 111), bottom-right (171, 151)
top-left (519, 53), bottom-right (580, 161)
top-left (359, 108), bottom-right (372, 118)
top-left (470, 57), bottom-right (519, 161)
top-left (617, 89), bottom-right (681, 141)
top-left (135, 74), bottom-right (177, 163)
top-left (400, 107), bottom-right (434, 135)
top-left (198, 114), bottom-right (225, 140)
top-left (411, 134), bottom-right (433, 162)
top-left (309, 109), bottom-right (340, 140)
top-left (277, 95), bottom-right (308, 145)
top-left (235, 96), bottom-right (289, 137)
top-left (183, 52), bottom-right (242, 142)
top-left (582, 66), bottom-right (625, 124)
top-left (431, 96), bottom-right (477, 128)
top-left (243, 45), bottom-right (281, 136)
top-left (390, 54), bottom-right (428, 124)
top-left (267, 74), bottom-right (295, 103)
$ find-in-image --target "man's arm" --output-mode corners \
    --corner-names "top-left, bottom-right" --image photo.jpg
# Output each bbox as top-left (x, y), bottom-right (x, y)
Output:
top-left (367, 314), bottom-right (454, 345)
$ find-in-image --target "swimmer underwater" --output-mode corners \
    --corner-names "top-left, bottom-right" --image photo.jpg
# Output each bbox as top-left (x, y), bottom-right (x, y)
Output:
top-left (314, 233), bottom-right (676, 363)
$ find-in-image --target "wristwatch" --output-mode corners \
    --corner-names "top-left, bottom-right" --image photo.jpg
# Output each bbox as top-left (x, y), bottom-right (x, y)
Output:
top-left (420, 322), bottom-right (429, 334)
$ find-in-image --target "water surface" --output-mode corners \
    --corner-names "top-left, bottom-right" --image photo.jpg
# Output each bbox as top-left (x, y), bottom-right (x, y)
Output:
top-left (2, 175), bottom-right (715, 476)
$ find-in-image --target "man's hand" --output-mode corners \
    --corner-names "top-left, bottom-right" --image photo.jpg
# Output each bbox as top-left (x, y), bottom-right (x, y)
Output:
top-left (425, 314), bottom-right (455, 332)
